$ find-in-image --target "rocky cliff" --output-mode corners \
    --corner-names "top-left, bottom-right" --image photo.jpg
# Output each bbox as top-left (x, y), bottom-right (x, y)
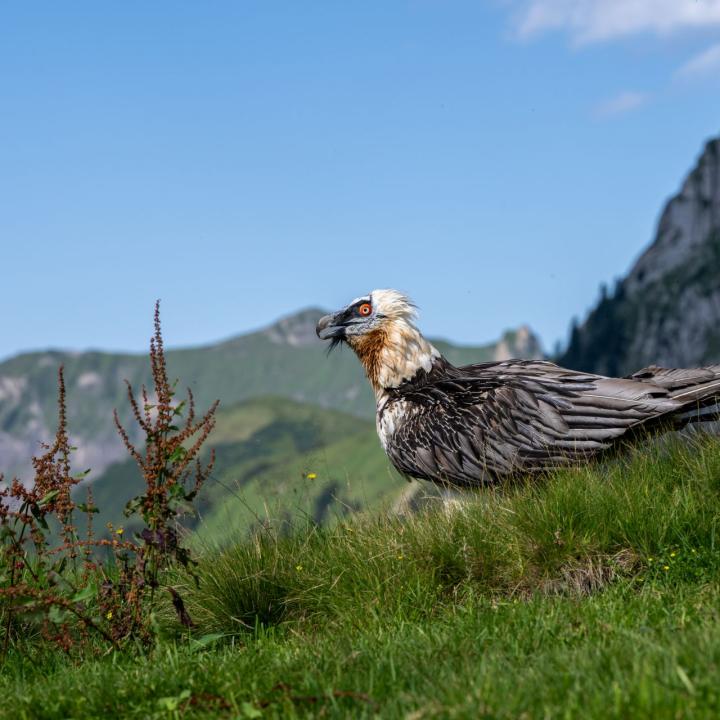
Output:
top-left (559, 137), bottom-right (720, 376)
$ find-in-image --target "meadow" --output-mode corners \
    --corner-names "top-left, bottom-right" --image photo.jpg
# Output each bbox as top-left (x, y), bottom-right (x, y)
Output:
top-left (2, 430), bottom-right (719, 719)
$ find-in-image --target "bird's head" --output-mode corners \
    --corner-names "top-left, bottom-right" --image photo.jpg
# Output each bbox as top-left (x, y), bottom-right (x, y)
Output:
top-left (316, 289), bottom-right (439, 393)
top-left (316, 289), bottom-right (415, 347)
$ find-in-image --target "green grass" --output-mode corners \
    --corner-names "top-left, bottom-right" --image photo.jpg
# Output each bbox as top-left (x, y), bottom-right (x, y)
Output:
top-left (2, 432), bottom-right (720, 718)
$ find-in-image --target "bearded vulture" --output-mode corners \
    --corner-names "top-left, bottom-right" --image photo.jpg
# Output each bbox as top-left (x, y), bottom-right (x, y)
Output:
top-left (316, 289), bottom-right (720, 488)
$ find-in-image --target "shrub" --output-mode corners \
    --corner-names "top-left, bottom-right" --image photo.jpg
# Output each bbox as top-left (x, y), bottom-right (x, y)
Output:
top-left (0, 302), bottom-right (218, 659)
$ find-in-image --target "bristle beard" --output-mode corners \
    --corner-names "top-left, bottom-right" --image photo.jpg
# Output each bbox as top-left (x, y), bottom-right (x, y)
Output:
top-left (327, 336), bottom-right (346, 355)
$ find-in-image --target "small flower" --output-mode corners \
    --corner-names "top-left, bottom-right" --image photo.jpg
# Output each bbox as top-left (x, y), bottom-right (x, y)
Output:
top-left (670, 551), bottom-right (676, 558)
top-left (295, 564), bottom-right (303, 572)
top-left (691, 549), bottom-right (697, 554)
top-left (116, 527), bottom-right (124, 536)
top-left (663, 565), bottom-right (670, 571)
top-left (648, 557), bottom-right (654, 563)
top-left (305, 472), bottom-right (317, 480)
top-left (106, 610), bottom-right (113, 620)
top-left (397, 554), bottom-right (404, 560)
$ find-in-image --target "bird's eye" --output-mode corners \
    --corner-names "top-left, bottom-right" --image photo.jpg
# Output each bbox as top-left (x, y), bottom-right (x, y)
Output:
top-left (358, 303), bottom-right (372, 317)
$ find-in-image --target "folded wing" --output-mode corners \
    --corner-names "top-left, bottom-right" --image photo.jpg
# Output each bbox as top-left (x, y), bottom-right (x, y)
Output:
top-left (385, 360), bottom-right (720, 487)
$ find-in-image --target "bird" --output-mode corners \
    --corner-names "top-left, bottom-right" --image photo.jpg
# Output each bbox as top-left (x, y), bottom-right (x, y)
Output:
top-left (316, 289), bottom-right (720, 488)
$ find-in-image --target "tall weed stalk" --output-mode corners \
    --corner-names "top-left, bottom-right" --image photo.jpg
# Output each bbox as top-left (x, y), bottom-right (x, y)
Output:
top-left (0, 302), bottom-right (218, 659)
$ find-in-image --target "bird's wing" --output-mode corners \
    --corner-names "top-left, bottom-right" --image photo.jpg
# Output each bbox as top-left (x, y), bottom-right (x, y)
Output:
top-left (385, 360), bottom-right (681, 485)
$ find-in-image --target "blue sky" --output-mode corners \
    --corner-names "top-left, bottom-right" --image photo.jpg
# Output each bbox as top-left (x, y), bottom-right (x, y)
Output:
top-left (2, 1), bottom-right (719, 360)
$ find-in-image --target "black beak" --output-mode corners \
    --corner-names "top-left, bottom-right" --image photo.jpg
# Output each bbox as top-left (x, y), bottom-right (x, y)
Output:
top-left (316, 313), bottom-right (343, 340)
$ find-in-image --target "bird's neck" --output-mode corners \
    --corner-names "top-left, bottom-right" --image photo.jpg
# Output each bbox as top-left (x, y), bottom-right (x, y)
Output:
top-left (348, 319), bottom-right (441, 399)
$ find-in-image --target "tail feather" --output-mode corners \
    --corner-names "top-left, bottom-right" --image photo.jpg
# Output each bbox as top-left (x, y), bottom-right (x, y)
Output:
top-left (626, 364), bottom-right (720, 430)
top-left (630, 364), bottom-right (720, 407)
top-left (630, 364), bottom-right (720, 391)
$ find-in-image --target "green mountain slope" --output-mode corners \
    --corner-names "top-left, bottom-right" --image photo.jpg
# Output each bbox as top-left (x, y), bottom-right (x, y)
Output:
top-left (88, 396), bottom-right (410, 545)
top-left (0, 308), bottom-right (542, 481)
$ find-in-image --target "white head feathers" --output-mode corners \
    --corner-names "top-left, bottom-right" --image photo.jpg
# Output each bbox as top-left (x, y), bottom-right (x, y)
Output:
top-left (360, 289), bottom-right (439, 393)
top-left (369, 289), bottom-right (418, 323)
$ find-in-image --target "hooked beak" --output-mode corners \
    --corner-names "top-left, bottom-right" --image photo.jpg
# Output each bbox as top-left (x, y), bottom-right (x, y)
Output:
top-left (316, 313), bottom-right (345, 340)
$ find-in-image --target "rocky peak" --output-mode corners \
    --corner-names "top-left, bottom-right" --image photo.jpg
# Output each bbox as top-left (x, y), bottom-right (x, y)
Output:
top-left (559, 134), bottom-right (720, 376)
top-left (626, 139), bottom-right (720, 296)
top-left (263, 308), bottom-right (326, 347)
top-left (492, 325), bottom-right (544, 361)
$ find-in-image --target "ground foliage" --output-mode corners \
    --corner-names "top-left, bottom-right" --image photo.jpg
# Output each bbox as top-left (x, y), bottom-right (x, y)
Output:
top-left (1, 425), bottom-right (720, 717)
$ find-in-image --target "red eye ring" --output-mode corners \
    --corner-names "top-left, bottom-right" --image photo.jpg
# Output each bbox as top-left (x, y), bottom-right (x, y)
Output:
top-left (358, 303), bottom-right (372, 317)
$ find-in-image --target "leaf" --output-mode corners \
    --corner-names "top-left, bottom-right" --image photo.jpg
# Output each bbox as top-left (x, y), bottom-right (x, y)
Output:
top-left (73, 469), bottom-right (92, 480)
top-left (77, 503), bottom-right (99, 514)
top-left (124, 496), bottom-right (145, 518)
top-left (169, 482), bottom-right (186, 498)
top-left (38, 489), bottom-right (59, 507)
top-left (241, 702), bottom-right (263, 718)
top-left (190, 633), bottom-right (225, 650)
top-left (167, 444), bottom-right (187, 462)
top-left (30, 504), bottom-right (49, 530)
top-left (48, 604), bottom-right (67, 624)
top-left (676, 665), bottom-right (695, 695)
top-left (156, 690), bottom-right (191, 712)
top-left (71, 583), bottom-right (97, 604)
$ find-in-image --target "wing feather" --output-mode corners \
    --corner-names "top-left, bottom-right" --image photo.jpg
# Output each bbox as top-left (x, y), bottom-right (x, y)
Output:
top-left (383, 358), bottom-right (707, 486)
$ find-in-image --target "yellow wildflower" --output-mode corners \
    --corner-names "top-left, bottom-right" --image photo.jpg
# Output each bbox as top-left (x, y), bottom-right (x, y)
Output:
top-left (663, 565), bottom-right (670, 571)
top-left (296, 565), bottom-right (303, 572)
top-left (106, 610), bottom-right (113, 620)
top-left (670, 551), bottom-right (676, 558)
top-left (306, 472), bottom-right (317, 480)
top-left (116, 527), bottom-right (124, 536)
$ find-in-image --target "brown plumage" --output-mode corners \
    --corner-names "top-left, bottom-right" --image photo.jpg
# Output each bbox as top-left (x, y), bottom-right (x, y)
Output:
top-left (317, 290), bottom-right (720, 488)
top-left (350, 328), bottom-right (388, 391)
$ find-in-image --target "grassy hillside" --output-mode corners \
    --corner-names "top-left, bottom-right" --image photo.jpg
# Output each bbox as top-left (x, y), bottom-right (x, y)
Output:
top-left (4, 432), bottom-right (720, 718)
top-left (88, 396), bottom-right (409, 543)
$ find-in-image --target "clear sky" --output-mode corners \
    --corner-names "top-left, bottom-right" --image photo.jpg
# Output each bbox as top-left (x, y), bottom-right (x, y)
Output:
top-left (2, 1), bottom-right (719, 360)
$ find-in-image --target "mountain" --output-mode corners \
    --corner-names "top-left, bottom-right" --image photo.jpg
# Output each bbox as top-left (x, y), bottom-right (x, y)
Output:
top-left (90, 395), bottom-right (457, 547)
top-left (559, 137), bottom-right (720, 376)
top-left (88, 396), bottom-right (405, 544)
top-left (0, 310), bottom-right (542, 482)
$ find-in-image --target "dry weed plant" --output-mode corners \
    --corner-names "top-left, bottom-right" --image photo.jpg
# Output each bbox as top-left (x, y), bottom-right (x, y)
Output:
top-left (0, 302), bottom-right (217, 659)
